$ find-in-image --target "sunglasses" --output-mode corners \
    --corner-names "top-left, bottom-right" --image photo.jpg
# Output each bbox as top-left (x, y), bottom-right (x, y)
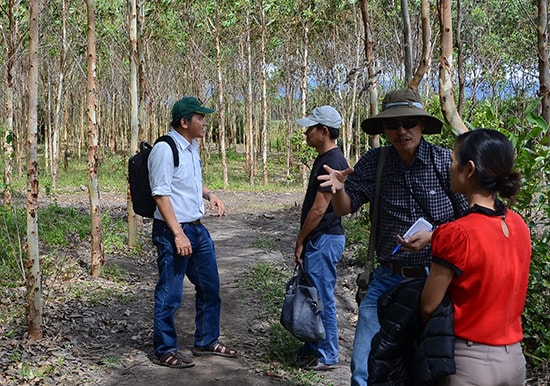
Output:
top-left (382, 118), bottom-right (420, 130)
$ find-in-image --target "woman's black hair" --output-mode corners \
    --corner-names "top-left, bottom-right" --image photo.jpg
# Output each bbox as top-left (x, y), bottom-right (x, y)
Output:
top-left (454, 129), bottom-right (521, 199)
top-left (170, 112), bottom-right (195, 129)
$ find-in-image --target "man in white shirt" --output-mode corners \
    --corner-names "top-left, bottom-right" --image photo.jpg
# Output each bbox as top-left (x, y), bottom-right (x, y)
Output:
top-left (148, 96), bottom-right (237, 368)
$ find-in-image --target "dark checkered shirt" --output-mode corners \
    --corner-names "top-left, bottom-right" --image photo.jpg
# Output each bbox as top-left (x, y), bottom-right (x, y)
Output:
top-left (345, 139), bottom-right (468, 267)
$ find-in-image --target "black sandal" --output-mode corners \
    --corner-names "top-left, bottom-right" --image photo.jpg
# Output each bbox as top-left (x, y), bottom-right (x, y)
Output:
top-left (191, 342), bottom-right (238, 358)
top-left (157, 351), bottom-right (195, 368)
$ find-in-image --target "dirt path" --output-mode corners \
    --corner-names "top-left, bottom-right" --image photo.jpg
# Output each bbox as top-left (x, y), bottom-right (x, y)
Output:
top-left (2, 190), bottom-right (547, 385)
top-left (86, 190), bottom-right (358, 386)
top-left (2, 190), bottom-right (362, 386)
top-left (102, 190), bottom-right (360, 386)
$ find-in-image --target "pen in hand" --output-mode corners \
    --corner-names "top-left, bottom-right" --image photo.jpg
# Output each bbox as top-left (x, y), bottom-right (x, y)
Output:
top-left (392, 244), bottom-right (401, 255)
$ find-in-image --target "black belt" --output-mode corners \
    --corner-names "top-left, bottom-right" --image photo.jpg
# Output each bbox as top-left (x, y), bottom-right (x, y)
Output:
top-left (382, 262), bottom-right (428, 278)
top-left (181, 219), bottom-right (201, 225)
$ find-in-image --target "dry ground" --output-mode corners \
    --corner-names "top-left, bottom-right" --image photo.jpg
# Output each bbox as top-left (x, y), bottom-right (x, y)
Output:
top-left (0, 190), bottom-right (547, 385)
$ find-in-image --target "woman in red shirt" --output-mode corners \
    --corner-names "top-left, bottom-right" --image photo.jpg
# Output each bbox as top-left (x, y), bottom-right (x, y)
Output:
top-left (420, 129), bottom-right (531, 386)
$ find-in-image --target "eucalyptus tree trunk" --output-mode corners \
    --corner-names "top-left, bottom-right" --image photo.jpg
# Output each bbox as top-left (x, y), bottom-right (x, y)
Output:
top-left (51, 0), bottom-right (69, 191)
top-left (138, 1), bottom-right (148, 141)
top-left (245, 6), bottom-right (255, 186)
top-left (86, 0), bottom-right (105, 277)
top-left (358, 0), bottom-right (380, 150)
top-left (214, 3), bottom-right (228, 188)
top-left (408, 0), bottom-right (432, 91)
top-left (538, 0), bottom-right (550, 124)
top-left (285, 71), bottom-right (294, 178)
top-left (128, 0), bottom-right (139, 248)
top-left (260, 0), bottom-right (268, 186)
top-left (438, 0), bottom-right (467, 134)
top-left (401, 0), bottom-right (413, 83)
top-left (26, 0), bottom-right (42, 340)
top-left (2, 0), bottom-right (19, 207)
top-left (456, 0), bottom-right (465, 116)
top-left (299, 0), bottom-right (310, 188)
top-left (345, 5), bottom-right (362, 161)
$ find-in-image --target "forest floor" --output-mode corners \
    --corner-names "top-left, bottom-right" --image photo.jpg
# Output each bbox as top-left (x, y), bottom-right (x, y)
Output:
top-left (1, 190), bottom-right (548, 386)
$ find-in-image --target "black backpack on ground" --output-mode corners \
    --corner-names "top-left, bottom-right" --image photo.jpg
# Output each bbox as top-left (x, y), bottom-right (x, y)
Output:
top-left (128, 135), bottom-right (179, 218)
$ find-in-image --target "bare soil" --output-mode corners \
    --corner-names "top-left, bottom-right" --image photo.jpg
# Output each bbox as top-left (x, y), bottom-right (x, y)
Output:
top-left (0, 190), bottom-right (547, 385)
top-left (0, 190), bottom-right (361, 386)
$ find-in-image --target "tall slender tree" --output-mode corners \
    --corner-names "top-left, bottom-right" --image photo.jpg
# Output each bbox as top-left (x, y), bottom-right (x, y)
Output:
top-left (128, 0), bottom-right (139, 248)
top-left (438, 0), bottom-right (467, 134)
top-left (86, 0), bottom-right (105, 277)
top-left (245, 2), bottom-right (255, 186)
top-left (2, 0), bottom-right (20, 207)
top-left (358, 0), bottom-right (380, 149)
top-left (401, 0), bottom-right (413, 83)
top-left (260, 0), bottom-right (269, 186)
top-left (538, 0), bottom-right (550, 124)
top-left (214, 1), bottom-right (228, 188)
top-left (26, 0), bottom-right (42, 340)
top-left (408, 0), bottom-right (432, 91)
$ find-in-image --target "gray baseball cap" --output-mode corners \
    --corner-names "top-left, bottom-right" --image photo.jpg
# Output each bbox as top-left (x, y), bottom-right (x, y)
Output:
top-left (296, 106), bottom-right (342, 130)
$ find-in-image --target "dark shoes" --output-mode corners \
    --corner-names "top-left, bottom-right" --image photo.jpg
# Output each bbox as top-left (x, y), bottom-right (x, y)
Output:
top-left (305, 360), bottom-right (337, 371)
top-left (293, 347), bottom-right (337, 371)
top-left (191, 342), bottom-right (239, 358)
top-left (156, 351), bottom-right (195, 369)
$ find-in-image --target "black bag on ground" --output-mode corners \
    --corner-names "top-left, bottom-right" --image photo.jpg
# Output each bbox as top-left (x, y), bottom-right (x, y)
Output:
top-left (128, 135), bottom-right (179, 218)
top-left (280, 264), bottom-right (326, 342)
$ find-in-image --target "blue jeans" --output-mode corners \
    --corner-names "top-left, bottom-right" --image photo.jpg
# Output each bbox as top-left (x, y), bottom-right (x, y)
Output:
top-left (350, 265), bottom-right (405, 386)
top-left (152, 219), bottom-right (221, 356)
top-left (302, 233), bottom-right (345, 366)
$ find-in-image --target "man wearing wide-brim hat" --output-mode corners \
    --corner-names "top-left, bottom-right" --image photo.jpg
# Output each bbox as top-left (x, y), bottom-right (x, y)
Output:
top-left (318, 88), bottom-right (469, 386)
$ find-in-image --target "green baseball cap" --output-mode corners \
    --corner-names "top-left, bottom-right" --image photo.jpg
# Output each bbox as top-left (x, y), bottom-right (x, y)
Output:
top-left (172, 96), bottom-right (215, 121)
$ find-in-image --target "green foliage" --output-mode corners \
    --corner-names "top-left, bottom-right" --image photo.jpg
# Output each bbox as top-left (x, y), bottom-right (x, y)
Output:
top-left (38, 204), bottom-right (90, 247)
top-left (289, 129), bottom-right (317, 169)
top-left (101, 212), bottom-right (134, 254)
top-left (0, 206), bottom-right (25, 286)
top-left (342, 208), bottom-right (371, 266)
top-left (201, 148), bottom-right (304, 191)
top-left (505, 111), bottom-right (550, 368)
top-left (0, 202), bottom-right (140, 286)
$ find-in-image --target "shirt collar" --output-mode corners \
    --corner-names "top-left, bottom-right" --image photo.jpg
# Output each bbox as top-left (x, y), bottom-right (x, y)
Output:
top-left (169, 129), bottom-right (199, 151)
top-left (466, 199), bottom-right (507, 216)
top-left (392, 137), bottom-right (431, 167)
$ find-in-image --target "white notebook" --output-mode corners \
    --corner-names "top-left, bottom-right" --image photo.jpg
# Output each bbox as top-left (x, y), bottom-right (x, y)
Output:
top-left (402, 217), bottom-right (433, 239)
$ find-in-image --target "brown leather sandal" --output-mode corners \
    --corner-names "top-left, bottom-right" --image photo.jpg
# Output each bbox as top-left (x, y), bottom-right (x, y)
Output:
top-left (157, 351), bottom-right (195, 368)
top-left (191, 342), bottom-right (238, 358)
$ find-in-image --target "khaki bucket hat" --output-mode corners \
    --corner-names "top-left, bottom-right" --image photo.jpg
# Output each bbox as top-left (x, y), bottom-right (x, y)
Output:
top-left (360, 89), bottom-right (443, 135)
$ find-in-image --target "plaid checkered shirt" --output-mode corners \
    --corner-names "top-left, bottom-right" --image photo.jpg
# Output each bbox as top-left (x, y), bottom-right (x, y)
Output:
top-left (345, 139), bottom-right (468, 267)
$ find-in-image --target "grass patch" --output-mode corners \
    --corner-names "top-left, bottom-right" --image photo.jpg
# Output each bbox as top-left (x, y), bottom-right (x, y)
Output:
top-left (252, 238), bottom-right (278, 251)
top-left (239, 261), bottom-right (332, 386)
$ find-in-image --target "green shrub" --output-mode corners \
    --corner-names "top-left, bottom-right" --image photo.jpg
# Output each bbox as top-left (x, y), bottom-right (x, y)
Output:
top-left (507, 111), bottom-right (550, 368)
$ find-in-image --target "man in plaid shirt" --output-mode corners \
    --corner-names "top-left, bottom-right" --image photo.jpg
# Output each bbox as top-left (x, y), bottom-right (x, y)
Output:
top-left (319, 89), bottom-right (468, 386)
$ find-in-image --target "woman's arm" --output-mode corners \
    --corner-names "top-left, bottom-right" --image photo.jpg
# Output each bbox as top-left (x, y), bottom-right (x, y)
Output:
top-left (420, 263), bottom-right (454, 324)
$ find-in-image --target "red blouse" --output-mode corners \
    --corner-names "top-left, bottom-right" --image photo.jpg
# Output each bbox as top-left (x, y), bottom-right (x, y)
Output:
top-left (431, 208), bottom-right (531, 345)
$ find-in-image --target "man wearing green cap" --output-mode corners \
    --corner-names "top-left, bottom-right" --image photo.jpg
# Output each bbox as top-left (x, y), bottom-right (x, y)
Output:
top-left (318, 89), bottom-right (468, 385)
top-left (148, 96), bottom-right (238, 369)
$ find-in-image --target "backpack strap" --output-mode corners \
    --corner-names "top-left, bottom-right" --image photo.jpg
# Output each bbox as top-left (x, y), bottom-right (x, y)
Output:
top-left (367, 145), bottom-right (390, 266)
top-left (154, 135), bottom-right (179, 167)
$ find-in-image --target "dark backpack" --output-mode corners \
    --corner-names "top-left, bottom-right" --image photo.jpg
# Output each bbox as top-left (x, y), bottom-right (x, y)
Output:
top-left (128, 135), bottom-right (179, 218)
